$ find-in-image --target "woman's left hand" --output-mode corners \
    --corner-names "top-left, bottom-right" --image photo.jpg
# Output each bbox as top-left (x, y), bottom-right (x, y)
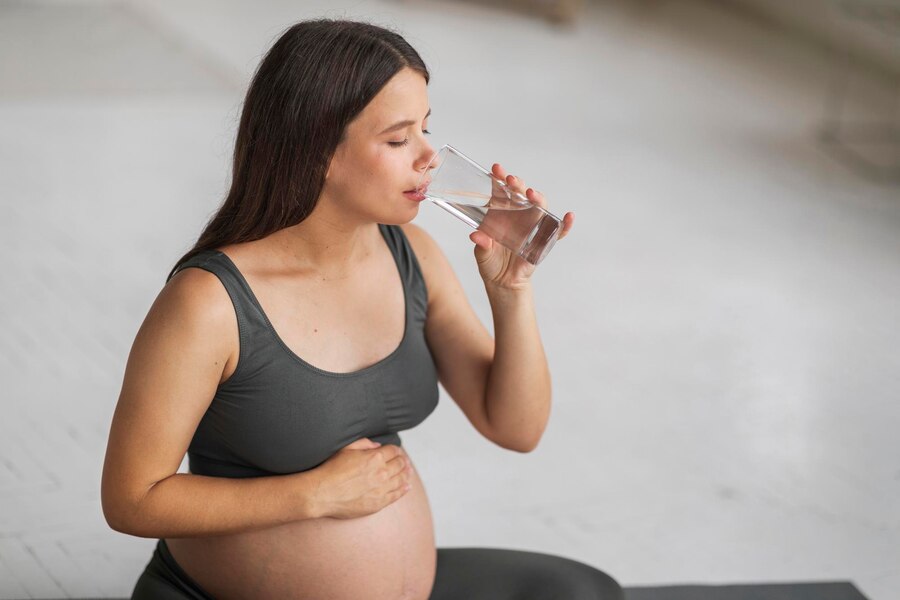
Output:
top-left (469, 163), bottom-right (575, 291)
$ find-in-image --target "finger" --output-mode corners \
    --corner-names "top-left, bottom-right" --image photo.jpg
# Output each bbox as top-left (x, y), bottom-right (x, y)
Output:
top-left (525, 187), bottom-right (546, 207)
top-left (392, 480), bottom-right (412, 497)
top-left (558, 212), bottom-right (575, 240)
top-left (390, 459), bottom-right (411, 483)
top-left (506, 174), bottom-right (527, 195)
top-left (380, 445), bottom-right (404, 462)
top-left (491, 164), bottom-right (508, 199)
top-left (469, 231), bottom-right (494, 266)
top-left (469, 230), bottom-right (493, 251)
top-left (389, 454), bottom-right (408, 475)
top-left (346, 437), bottom-right (381, 449)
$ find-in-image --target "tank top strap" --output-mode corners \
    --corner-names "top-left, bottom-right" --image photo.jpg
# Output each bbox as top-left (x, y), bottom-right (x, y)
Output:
top-left (378, 223), bottom-right (428, 317)
top-left (168, 250), bottom-right (271, 374)
top-left (165, 226), bottom-right (428, 385)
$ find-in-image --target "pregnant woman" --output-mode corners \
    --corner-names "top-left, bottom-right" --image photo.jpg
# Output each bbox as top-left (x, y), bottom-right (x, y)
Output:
top-left (101, 18), bottom-right (623, 600)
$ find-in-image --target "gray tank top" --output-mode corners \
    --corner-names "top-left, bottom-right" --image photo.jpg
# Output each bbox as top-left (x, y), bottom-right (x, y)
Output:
top-left (169, 224), bottom-right (440, 478)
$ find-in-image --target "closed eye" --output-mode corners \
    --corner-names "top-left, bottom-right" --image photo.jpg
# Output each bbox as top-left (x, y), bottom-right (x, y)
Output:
top-left (389, 130), bottom-right (431, 148)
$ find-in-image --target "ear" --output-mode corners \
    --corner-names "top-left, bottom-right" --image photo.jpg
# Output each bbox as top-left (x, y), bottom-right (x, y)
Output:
top-left (325, 145), bottom-right (342, 181)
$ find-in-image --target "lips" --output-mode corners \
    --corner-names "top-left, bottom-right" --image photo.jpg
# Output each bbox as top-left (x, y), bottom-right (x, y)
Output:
top-left (406, 178), bottom-right (431, 194)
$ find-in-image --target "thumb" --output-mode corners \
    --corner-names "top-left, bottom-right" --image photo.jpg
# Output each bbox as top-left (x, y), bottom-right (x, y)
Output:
top-left (344, 437), bottom-right (382, 450)
top-left (469, 231), bottom-right (493, 262)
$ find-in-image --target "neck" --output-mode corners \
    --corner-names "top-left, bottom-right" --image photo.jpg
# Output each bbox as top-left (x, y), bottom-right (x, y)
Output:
top-left (263, 205), bottom-right (379, 281)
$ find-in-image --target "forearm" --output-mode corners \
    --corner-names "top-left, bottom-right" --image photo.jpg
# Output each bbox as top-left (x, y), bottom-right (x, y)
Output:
top-left (484, 283), bottom-right (551, 451)
top-left (108, 469), bottom-right (322, 539)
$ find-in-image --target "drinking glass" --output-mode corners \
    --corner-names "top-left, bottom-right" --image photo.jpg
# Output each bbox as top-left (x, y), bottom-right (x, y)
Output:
top-left (415, 144), bottom-right (562, 266)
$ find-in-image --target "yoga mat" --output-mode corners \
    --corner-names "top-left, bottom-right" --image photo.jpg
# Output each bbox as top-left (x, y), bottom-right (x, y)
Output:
top-left (50, 581), bottom-right (872, 600)
top-left (624, 581), bottom-right (868, 600)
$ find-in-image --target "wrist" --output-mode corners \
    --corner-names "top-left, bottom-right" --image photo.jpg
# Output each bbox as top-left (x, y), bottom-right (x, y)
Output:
top-left (292, 469), bottom-right (326, 520)
top-left (485, 280), bottom-right (532, 303)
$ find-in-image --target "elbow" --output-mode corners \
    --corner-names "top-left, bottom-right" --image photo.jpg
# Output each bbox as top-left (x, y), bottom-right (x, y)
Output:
top-left (102, 491), bottom-right (140, 536)
top-left (102, 500), bottom-right (133, 535)
top-left (101, 477), bottom-right (132, 534)
top-left (101, 481), bottom-right (155, 538)
top-left (502, 440), bottom-right (538, 454)
top-left (507, 420), bottom-right (547, 453)
top-left (101, 480), bottom-right (126, 533)
top-left (495, 431), bottom-right (543, 453)
top-left (103, 502), bottom-right (155, 538)
top-left (105, 515), bottom-right (131, 536)
top-left (486, 395), bottom-right (550, 454)
top-left (487, 418), bottom-right (546, 453)
top-left (513, 435), bottom-right (541, 453)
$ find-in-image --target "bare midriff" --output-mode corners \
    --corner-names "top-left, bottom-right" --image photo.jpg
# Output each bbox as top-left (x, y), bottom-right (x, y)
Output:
top-left (166, 452), bottom-right (436, 600)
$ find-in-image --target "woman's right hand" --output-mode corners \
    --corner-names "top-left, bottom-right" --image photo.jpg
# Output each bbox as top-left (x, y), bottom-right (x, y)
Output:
top-left (310, 438), bottom-right (413, 520)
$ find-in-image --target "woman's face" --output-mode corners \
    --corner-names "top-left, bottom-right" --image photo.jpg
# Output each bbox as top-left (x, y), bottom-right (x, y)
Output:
top-left (321, 67), bottom-right (436, 225)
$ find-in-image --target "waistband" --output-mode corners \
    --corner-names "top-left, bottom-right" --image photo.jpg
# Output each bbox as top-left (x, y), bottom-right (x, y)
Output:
top-left (155, 539), bottom-right (217, 600)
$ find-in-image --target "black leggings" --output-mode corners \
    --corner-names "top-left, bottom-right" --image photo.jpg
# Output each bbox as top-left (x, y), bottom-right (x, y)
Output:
top-left (132, 539), bottom-right (623, 600)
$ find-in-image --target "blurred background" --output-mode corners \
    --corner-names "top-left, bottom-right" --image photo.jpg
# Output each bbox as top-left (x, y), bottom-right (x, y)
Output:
top-left (1, 0), bottom-right (898, 598)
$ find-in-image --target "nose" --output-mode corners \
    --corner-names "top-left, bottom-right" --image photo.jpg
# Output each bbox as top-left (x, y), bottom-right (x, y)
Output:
top-left (417, 145), bottom-right (439, 173)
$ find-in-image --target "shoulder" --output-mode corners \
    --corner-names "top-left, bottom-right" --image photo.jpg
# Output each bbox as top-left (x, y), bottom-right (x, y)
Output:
top-left (137, 262), bottom-right (240, 384)
top-left (400, 223), bottom-right (465, 315)
top-left (152, 263), bottom-right (238, 354)
top-left (398, 222), bottom-right (440, 264)
top-left (398, 222), bottom-right (453, 305)
top-left (164, 262), bottom-right (232, 317)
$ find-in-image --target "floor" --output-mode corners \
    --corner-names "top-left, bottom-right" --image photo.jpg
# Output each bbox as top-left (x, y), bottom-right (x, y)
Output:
top-left (0, 0), bottom-right (898, 598)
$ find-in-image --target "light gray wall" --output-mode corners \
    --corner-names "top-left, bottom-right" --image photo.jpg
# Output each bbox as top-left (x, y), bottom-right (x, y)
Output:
top-left (1, 1), bottom-right (898, 598)
top-left (724, 0), bottom-right (900, 77)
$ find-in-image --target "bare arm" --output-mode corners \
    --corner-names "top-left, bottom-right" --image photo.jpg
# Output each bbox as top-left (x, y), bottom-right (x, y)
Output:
top-left (101, 268), bottom-right (323, 539)
top-left (402, 223), bottom-right (546, 452)
top-left (482, 282), bottom-right (550, 452)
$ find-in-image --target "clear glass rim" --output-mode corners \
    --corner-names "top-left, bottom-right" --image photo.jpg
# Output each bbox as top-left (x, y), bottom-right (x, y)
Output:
top-left (417, 144), bottom-right (493, 192)
top-left (437, 144), bottom-right (491, 176)
top-left (417, 144), bottom-right (561, 220)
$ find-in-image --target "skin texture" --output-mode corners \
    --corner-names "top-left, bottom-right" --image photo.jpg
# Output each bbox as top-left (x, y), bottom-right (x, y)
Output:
top-left (104, 66), bottom-right (574, 600)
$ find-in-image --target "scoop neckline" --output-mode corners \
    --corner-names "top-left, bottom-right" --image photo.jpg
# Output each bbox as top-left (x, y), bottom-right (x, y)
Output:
top-left (211, 224), bottom-right (410, 379)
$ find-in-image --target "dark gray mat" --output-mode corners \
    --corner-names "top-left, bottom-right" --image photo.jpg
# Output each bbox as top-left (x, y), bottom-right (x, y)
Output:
top-left (624, 581), bottom-right (868, 599)
top-left (56, 581), bottom-right (872, 600)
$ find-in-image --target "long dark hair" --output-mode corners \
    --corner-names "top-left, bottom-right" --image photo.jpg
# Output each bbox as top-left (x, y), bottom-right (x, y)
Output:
top-left (166, 19), bottom-right (430, 282)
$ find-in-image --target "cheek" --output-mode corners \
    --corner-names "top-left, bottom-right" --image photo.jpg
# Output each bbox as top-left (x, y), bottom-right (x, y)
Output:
top-left (369, 149), bottom-right (405, 184)
top-left (337, 145), bottom-right (406, 205)
top-left (336, 155), bottom-right (383, 195)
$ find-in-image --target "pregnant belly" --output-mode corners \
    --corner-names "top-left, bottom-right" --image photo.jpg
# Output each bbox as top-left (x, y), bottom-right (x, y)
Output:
top-left (166, 453), bottom-right (437, 600)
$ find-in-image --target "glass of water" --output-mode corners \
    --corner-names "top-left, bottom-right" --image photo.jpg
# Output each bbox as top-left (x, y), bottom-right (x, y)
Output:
top-left (415, 145), bottom-right (563, 266)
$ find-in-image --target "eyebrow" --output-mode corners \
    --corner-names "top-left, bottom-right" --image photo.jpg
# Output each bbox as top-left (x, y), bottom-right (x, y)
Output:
top-left (379, 108), bottom-right (431, 135)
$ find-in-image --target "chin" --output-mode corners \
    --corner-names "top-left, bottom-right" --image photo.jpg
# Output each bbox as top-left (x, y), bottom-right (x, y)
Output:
top-left (379, 205), bottom-right (420, 226)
